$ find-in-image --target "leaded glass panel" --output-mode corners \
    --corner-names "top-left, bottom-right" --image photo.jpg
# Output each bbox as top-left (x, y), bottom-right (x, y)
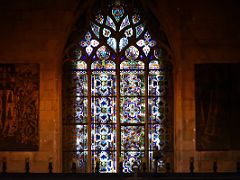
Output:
top-left (148, 97), bottom-right (166, 123)
top-left (120, 97), bottom-right (145, 123)
top-left (120, 71), bottom-right (145, 96)
top-left (92, 151), bottom-right (116, 173)
top-left (121, 151), bottom-right (144, 173)
top-left (91, 97), bottom-right (116, 123)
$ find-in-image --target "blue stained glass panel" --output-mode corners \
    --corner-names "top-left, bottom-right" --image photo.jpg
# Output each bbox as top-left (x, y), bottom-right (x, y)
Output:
top-left (149, 97), bottom-right (166, 123)
top-left (92, 151), bottom-right (116, 173)
top-left (120, 97), bottom-right (145, 123)
top-left (125, 46), bottom-right (139, 60)
top-left (106, 16), bottom-right (116, 31)
top-left (121, 151), bottom-right (144, 173)
top-left (120, 71), bottom-right (145, 96)
top-left (92, 97), bottom-right (116, 123)
top-left (92, 72), bottom-right (116, 96)
top-left (91, 124), bottom-right (116, 150)
top-left (119, 15), bottom-right (130, 31)
top-left (68, 71), bottom-right (87, 96)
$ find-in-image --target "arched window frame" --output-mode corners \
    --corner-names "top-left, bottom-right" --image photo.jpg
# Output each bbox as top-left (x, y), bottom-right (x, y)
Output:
top-left (62, 0), bottom-right (173, 173)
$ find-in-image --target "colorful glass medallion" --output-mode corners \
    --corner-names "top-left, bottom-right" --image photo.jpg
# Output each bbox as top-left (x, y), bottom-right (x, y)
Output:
top-left (120, 97), bottom-right (145, 123)
top-left (121, 126), bottom-right (145, 150)
top-left (120, 71), bottom-right (145, 96)
top-left (119, 15), bottom-right (130, 32)
top-left (106, 16), bottom-right (116, 31)
top-left (95, 14), bottom-right (104, 24)
top-left (132, 14), bottom-right (140, 24)
top-left (92, 97), bottom-right (116, 123)
top-left (119, 37), bottom-right (128, 52)
top-left (92, 72), bottom-right (116, 96)
top-left (112, 5), bottom-right (124, 22)
top-left (107, 37), bottom-right (117, 52)
top-left (135, 23), bottom-right (145, 38)
top-left (91, 22), bottom-right (100, 38)
top-left (124, 28), bottom-right (133, 37)
top-left (125, 46), bottom-right (139, 60)
top-left (96, 46), bottom-right (110, 60)
top-left (103, 28), bottom-right (111, 37)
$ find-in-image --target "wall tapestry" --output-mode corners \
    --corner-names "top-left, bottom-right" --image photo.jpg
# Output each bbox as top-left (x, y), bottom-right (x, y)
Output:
top-left (195, 63), bottom-right (240, 151)
top-left (0, 63), bottom-right (39, 151)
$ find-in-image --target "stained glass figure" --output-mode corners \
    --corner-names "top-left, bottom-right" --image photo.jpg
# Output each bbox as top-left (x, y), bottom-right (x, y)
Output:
top-left (125, 46), bottom-right (139, 60)
top-left (124, 28), bottom-right (133, 37)
top-left (107, 37), bottom-right (117, 52)
top-left (96, 14), bottom-right (104, 24)
top-left (80, 32), bottom-right (99, 56)
top-left (120, 97), bottom-right (145, 123)
top-left (120, 60), bottom-right (144, 70)
top-left (92, 97), bottom-right (116, 123)
top-left (91, 22), bottom-right (100, 38)
top-left (112, 5), bottom-right (124, 22)
top-left (106, 16), bottom-right (116, 31)
top-left (103, 28), bottom-right (111, 37)
top-left (132, 14), bottom-right (140, 24)
top-left (136, 31), bottom-right (156, 56)
top-left (119, 37), bottom-right (128, 52)
top-left (135, 23), bottom-right (145, 38)
top-left (119, 15), bottom-right (130, 32)
top-left (120, 71), bottom-right (145, 96)
top-left (96, 46), bottom-right (111, 60)
top-left (91, 60), bottom-right (116, 70)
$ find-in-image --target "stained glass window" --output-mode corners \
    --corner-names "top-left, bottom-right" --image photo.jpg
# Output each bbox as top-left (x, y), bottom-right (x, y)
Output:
top-left (63, 0), bottom-right (172, 174)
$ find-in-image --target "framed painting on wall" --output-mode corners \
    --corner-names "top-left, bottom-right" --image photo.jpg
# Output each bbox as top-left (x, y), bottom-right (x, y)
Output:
top-left (0, 63), bottom-right (39, 151)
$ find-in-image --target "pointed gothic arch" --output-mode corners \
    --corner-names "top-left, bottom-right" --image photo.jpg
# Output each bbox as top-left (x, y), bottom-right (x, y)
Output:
top-left (62, 0), bottom-right (173, 173)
